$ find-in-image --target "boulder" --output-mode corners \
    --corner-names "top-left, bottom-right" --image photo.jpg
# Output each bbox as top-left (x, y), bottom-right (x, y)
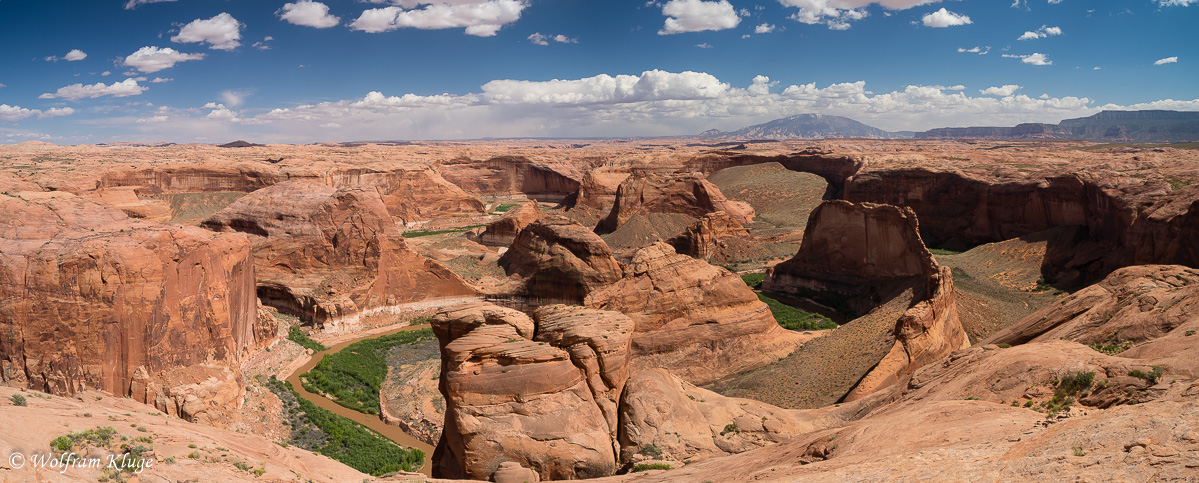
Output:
top-left (585, 242), bottom-right (805, 385)
top-left (202, 180), bottom-right (476, 327)
top-left (432, 303), bottom-right (633, 481)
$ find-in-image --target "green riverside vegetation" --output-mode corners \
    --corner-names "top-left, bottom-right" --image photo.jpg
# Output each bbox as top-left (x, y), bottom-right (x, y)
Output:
top-left (287, 325), bottom-right (327, 352)
top-left (301, 327), bottom-right (436, 415)
top-left (740, 273), bottom-right (837, 331)
top-left (269, 378), bottom-right (423, 475)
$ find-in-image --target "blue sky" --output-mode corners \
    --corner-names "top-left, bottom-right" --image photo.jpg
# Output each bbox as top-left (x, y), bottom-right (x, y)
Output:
top-left (1, 0), bottom-right (1195, 143)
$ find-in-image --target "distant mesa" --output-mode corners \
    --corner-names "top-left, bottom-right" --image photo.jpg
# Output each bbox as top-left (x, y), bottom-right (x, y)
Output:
top-left (697, 114), bottom-right (909, 141)
top-left (218, 140), bottom-right (265, 148)
top-left (915, 110), bottom-right (1199, 143)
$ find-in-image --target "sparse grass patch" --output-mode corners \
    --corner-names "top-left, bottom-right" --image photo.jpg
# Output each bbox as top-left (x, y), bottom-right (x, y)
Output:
top-left (404, 224), bottom-right (484, 238)
top-left (928, 248), bottom-right (961, 256)
top-left (639, 444), bottom-right (663, 459)
top-left (9, 394), bottom-right (27, 406)
top-left (1072, 443), bottom-right (1086, 457)
top-left (1089, 333), bottom-right (1133, 355)
top-left (1128, 367), bottom-right (1164, 384)
top-left (740, 273), bottom-right (765, 289)
top-left (493, 203), bottom-right (520, 213)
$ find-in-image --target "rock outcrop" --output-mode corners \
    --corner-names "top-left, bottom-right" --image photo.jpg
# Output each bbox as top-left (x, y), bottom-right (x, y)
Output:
top-left (984, 265), bottom-right (1199, 352)
top-left (202, 180), bottom-right (476, 327)
top-left (329, 167), bottom-right (485, 224)
top-left (665, 211), bottom-right (752, 261)
top-left (432, 302), bottom-right (633, 481)
top-left (617, 369), bottom-right (826, 464)
top-left (439, 156), bottom-right (581, 202)
top-left (0, 188), bottom-right (256, 421)
top-left (595, 173), bottom-right (753, 234)
top-left (497, 216), bottom-right (623, 306)
top-left (764, 201), bottom-right (969, 400)
top-left (477, 200), bottom-right (543, 247)
top-left (586, 242), bottom-right (806, 385)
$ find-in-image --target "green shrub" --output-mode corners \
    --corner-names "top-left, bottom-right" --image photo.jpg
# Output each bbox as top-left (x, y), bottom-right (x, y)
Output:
top-left (721, 422), bottom-right (738, 435)
top-left (9, 394), bottom-right (27, 406)
top-left (740, 273), bottom-right (765, 289)
top-left (300, 328), bottom-right (436, 415)
top-left (1128, 367), bottom-right (1164, 384)
top-left (997, 343), bottom-right (1011, 349)
top-left (756, 294), bottom-right (837, 331)
top-left (632, 463), bottom-right (673, 472)
top-left (51, 436), bottom-right (73, 452)
top-left (288, 326), bottom-right (328, 352)
top-left (493, 203), bottom-right (520, 213)
top-left (639, 444), bottom-right (662, 459)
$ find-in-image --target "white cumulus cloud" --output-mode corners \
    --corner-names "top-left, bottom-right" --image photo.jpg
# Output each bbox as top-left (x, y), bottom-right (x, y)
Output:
top-left (922, 8), bottom-right (971, 27)
top-left (957, 46), bottom-right (990, 54)
top-left (350, 0), bottom-right (526, 37)
top-left (124, 0), bottom-right (176, 9)
top-left (755, 23), bottom-right (776, 33)
top-left (38, 79), bottom-right (147, 101)
top-left (279, 1), bottom-right (341, 28)
top-left (1018, 25), bottom-right (1062, 40)
top-left (659, 0), bottom-right (741, 35)
top-left (980, 84), bottom-right (1021, 96)
top-left (45, 49), bottom-right (88, 62)
top-left (781, 0), bottom-right (936, 30)
top-left (172, 12), bottom-right (243, 50)
top-left (1155, 56), bottom-right (1179, 65)
top-left (1003, 52), bottom-right (1052, 65)
top-left (1157, 0), bottom-right (1197, 6)
top-left (553, 34), bottom-right (577, 43)
top-left (124, 46), bottom-right (206, 73)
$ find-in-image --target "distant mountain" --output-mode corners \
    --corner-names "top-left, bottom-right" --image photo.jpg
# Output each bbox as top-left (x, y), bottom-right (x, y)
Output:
top-left (218, 140), bottom-right (265, 148)
top-left (697, 114), bottom-right (909, 140)
top-left (916, 110), bottom-right (1199, 143)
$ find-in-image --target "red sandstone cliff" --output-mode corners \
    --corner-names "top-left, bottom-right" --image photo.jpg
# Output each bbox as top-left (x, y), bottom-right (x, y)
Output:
top-left (202, 180), bottom-right (476, 327)
top-left (0, 185), bottom-right (256, 421)
top-left (497, 216), bottom-right (623, 306)
top-left (595, 173), bottom-right (753, 234)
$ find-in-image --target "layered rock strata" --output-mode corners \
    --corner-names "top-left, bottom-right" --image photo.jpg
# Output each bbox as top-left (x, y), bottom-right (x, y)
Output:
top-left (586, 242), bottom-right (805, 385)
top-left (0, 187), bottom-right (256, 421)
top-left (202, 180), bottom-right (476, 326)
top-left (431, 302), bottom-right (633, 481)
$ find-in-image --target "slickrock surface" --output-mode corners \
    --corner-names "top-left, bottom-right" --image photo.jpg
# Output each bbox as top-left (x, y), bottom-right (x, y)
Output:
top-left (0, 385), bottom-right (377, 482)
top-left (984, 265), bottom-right (1199, 352)
top-left (431, 302), bottom-right (633, 481)
top-left (586, 242), bottom-right (809, 385)
top-left (595, 172), bottom-right (754, 234)
top-left (380, 338), bottom-right (444, 446)
top-left (618, 369), bottom-right (831, 464)
top-left (477, 200), bottom-right (543, 247)
top-left (202, 180), bottom-right (476, 327)
top-left (0, 185), bottom-right (256, 422)
top-left (439, 155), bottom-right (582, 202)
top-left (664, 211), bottom-right (752, 261)
top-left (497, 216), bottom-right (623, 305)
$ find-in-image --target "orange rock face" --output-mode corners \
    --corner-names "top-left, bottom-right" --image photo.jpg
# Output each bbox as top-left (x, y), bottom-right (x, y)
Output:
top-left (431, 302), bottom-right (633, 481)
top-left (202, 180), bottom-right (476, 326)
top-left (765, 200), bottom-right (969, 399)
top-left (497, 215), bottom-right (623, 305)
top-left (439, 155), bottom-right (581, 202)
top-left (595, 173), bottom-right (754, 234)
top-left (586, 242), bottom-right (806, 385)
top-left (665, 211), bottom-right (752, 261)
top-left (477, 200), bottom-right (543, 247)
top-left (0, 188), bottom-right (256, 421)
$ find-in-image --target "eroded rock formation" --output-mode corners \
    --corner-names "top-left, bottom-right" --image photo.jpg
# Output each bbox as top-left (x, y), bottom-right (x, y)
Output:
top-left (0, 187), bottom-right (256, 422)
top-left (202, 180), bottom-right (476, 326)
top-left (497, 215), bottom-right (623, 306)
top-left (432, 302), bottom-right (633, 481)
top-left (764, 201), bottom-right (969, 400)
top-left (595, 173), bottom-right (753, 234)
top-left (477, 200), bottom-right (543, 247)
top-left (665, 211), bottom-right (752, 261)
top-left (440, 156), bottom-right (581, 202)
top-left (586, 242), bottom-right (806, 385)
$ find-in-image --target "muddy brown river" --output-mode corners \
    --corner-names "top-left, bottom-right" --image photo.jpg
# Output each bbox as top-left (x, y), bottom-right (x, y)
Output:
top-left (285, 323), bottom-right (436, 477)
